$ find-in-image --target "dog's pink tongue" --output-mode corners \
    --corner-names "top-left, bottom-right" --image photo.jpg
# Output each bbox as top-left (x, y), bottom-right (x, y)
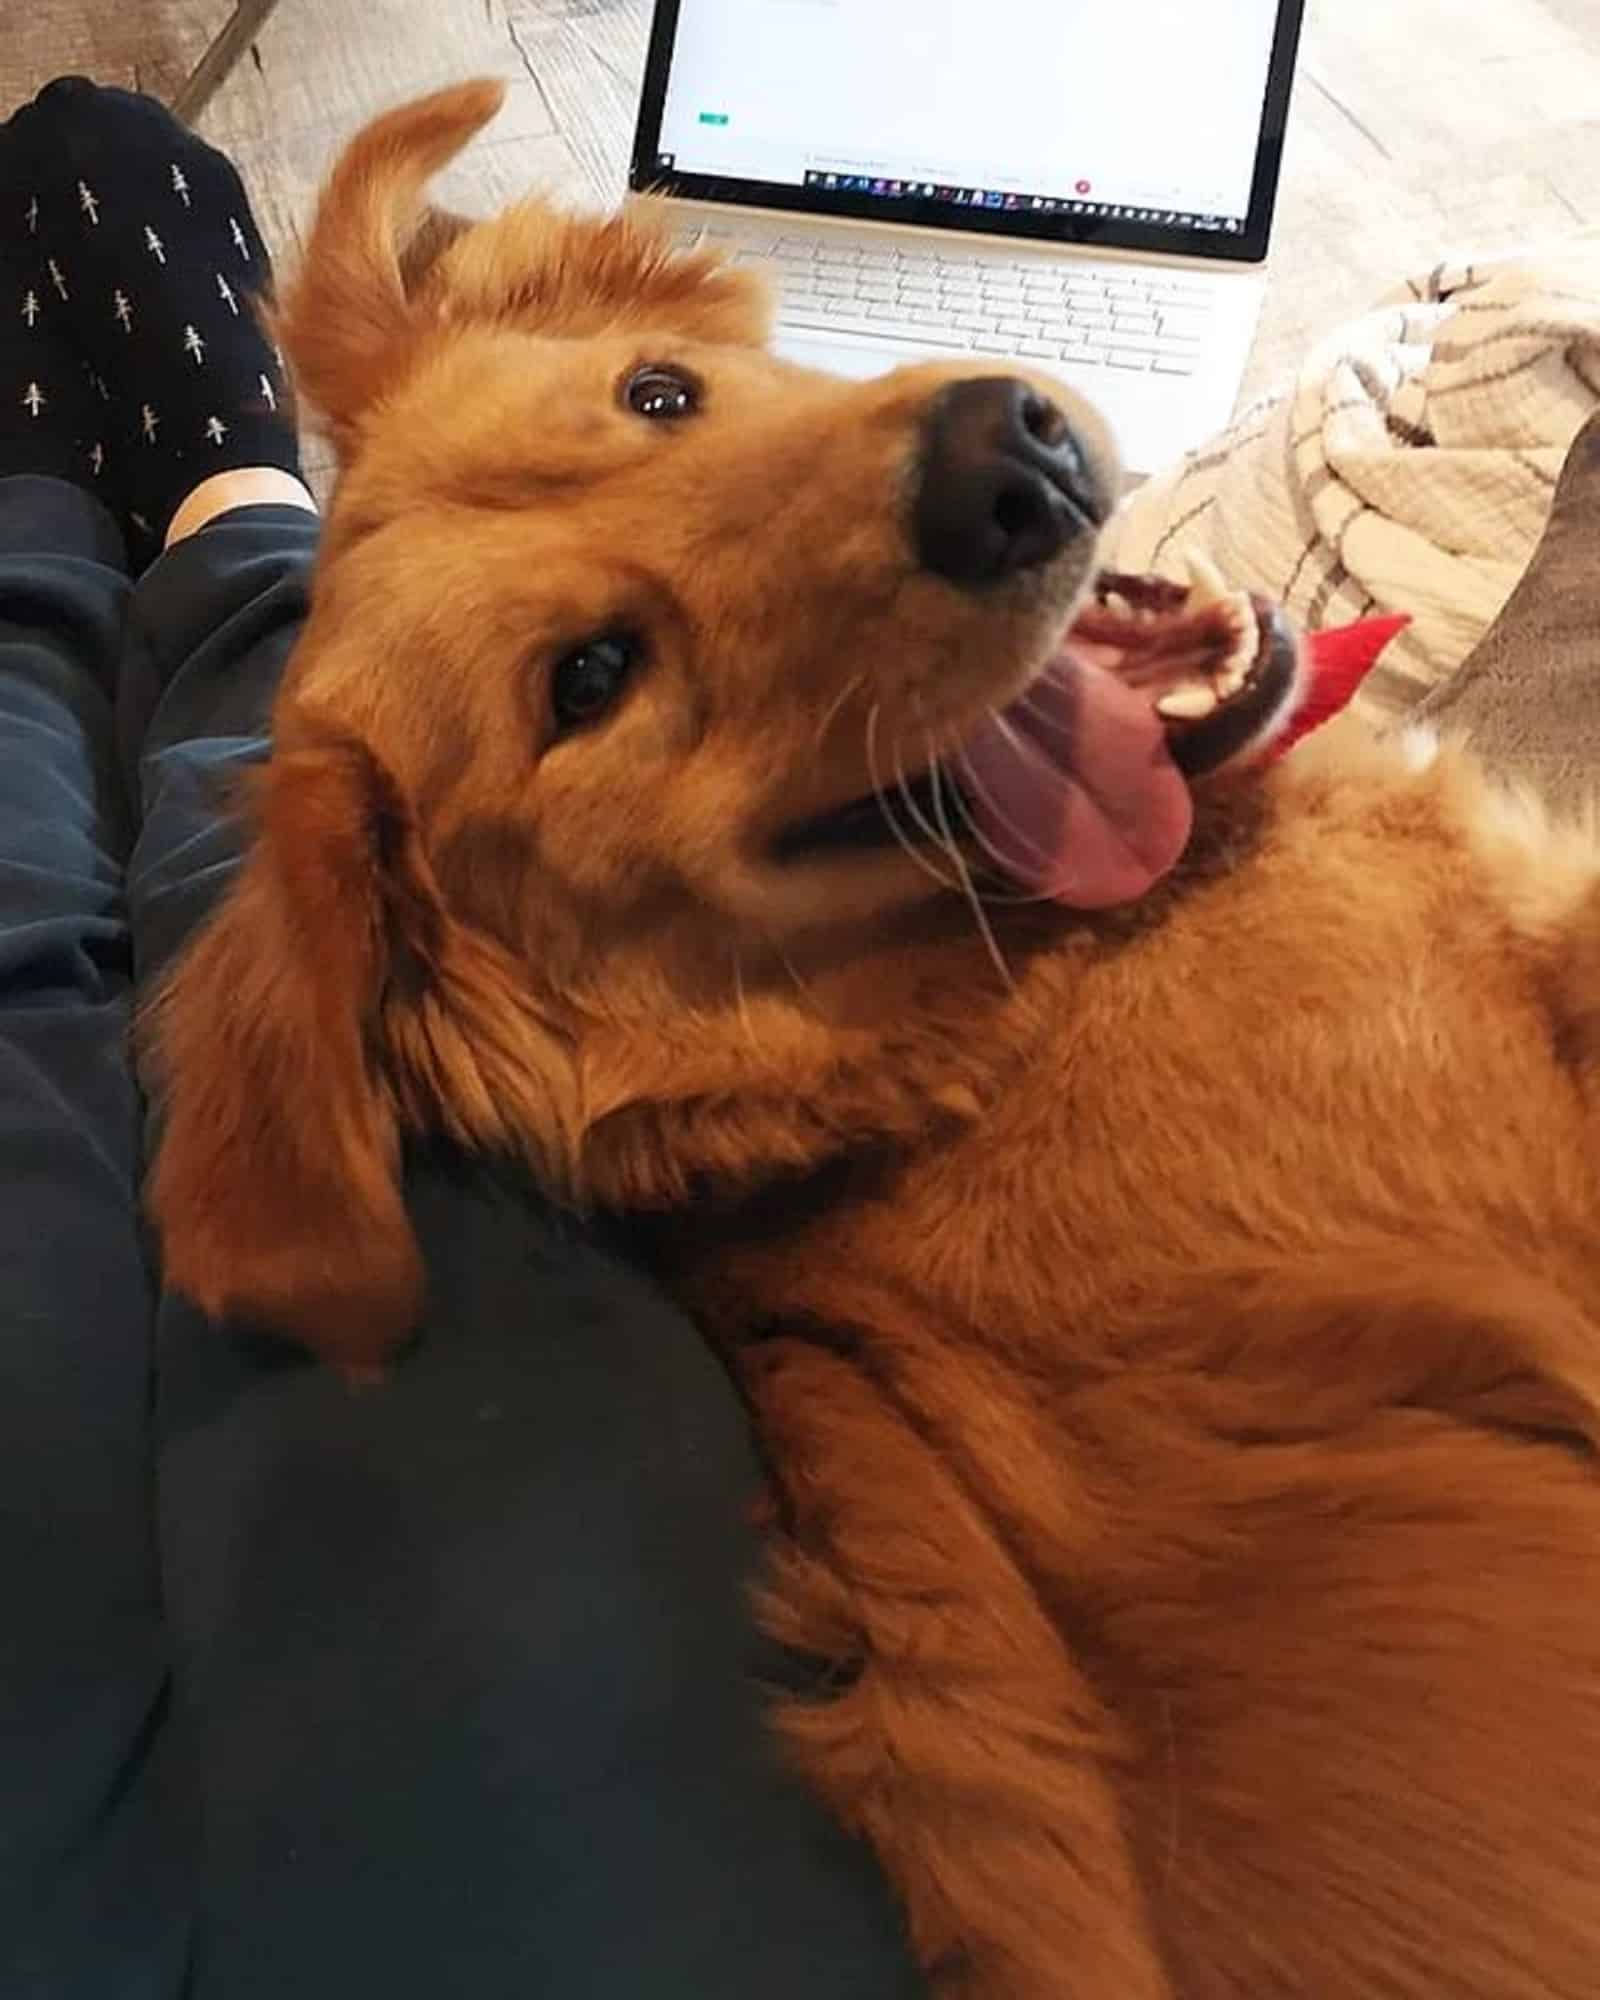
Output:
top-left (960, 647), bottom-right (1193, 908)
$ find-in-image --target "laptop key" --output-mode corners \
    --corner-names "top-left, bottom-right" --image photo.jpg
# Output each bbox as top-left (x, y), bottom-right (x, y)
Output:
top-left (1153, 356), bottom-right (1198, 376)
top-left (1108, 350), bottom-right (1152, 370)
top-left (785, 305), bottom-right (970, 350)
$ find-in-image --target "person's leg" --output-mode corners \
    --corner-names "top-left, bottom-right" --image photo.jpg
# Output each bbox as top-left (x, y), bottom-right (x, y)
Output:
top-left (0, 109), bottom-right (190, 1994)
top-left (14, 64), bottom-right (926, 1990)
top-left (125, 493), bottom-right (916, 1997)
top-left (0, 473), bottom-right (189, 2000)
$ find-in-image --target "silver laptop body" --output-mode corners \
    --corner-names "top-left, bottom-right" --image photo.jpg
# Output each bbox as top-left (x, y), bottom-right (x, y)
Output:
top-left (629, 0), bottom-right (1306, 479)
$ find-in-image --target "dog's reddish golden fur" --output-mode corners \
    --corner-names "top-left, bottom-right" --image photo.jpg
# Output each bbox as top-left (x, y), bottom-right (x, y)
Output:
top-left (151, 83), bottom-right (1600, 1996)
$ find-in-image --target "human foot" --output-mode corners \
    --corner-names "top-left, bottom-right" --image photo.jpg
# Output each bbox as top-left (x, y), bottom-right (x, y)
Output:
top-left (12, 78), bottom-right (300, 548)
top-left (0, 126), bottom-right (110, 496)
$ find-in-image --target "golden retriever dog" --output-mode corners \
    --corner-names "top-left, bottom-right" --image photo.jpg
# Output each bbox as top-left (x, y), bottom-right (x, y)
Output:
top-left (151, 82), bottom-right (1600, 1998)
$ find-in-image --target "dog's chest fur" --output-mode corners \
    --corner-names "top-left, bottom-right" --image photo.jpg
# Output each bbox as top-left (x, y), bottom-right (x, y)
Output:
top-left (676, 735), bottom-right (1600, 1370)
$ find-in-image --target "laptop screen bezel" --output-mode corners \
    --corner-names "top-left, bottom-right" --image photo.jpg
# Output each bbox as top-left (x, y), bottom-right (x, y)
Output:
top-left (628, 0), bottom-right (1305, 266)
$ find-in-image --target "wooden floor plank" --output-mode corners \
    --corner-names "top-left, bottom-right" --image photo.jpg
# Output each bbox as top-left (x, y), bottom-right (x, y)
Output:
top-left (5, 0), bottom-right (224, 109)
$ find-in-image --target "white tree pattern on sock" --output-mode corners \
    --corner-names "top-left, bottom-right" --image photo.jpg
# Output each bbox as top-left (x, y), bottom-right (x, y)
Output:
top-left (11, 109), bottom-right (298, 524)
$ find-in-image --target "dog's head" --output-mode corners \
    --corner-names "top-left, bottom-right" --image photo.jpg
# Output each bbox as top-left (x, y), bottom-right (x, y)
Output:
top-left (151, 81), bottom-right (1206, 1365)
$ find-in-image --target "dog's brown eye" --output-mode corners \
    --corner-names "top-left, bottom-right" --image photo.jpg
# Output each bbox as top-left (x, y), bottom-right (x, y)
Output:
top-left (551, 634), bottom-right (637, 735)
top-left (625, 366), bottom-right (699, 421)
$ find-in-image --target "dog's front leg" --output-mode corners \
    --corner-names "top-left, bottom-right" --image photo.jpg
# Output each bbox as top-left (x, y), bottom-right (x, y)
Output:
top-left (742, 1332), bottom-right (1172, 2000)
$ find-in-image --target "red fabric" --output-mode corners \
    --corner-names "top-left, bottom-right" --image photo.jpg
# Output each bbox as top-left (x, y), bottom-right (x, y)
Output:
top-left (1264, 615), bottom-right (1412, 764)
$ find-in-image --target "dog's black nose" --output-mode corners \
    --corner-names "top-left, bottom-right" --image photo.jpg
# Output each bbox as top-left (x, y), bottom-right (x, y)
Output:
top-left (912, 377), bottom-right (1106, 589)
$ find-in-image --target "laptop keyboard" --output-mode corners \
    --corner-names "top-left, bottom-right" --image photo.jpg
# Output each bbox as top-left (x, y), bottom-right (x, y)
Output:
top-left (676, 223), bottom-right (1211, 377)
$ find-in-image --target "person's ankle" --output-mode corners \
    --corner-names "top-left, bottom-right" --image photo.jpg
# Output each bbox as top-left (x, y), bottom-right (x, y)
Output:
top-left (164, 465), bottom-right (317, 546)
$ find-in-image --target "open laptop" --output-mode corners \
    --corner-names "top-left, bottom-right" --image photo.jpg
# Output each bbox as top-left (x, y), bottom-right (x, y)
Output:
top-left (629, 0), bottom-right (1305, 480)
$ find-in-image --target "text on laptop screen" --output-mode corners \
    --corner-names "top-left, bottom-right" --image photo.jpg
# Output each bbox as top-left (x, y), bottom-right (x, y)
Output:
top-left (656, 0), bottom-right (1281, 233)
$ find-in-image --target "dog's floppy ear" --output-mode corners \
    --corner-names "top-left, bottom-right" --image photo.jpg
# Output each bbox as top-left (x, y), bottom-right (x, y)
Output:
top-left (274, 79), bottom-right (506, 454)
top-left (149, 716), bottom-right (587, 1371)
top-left (148, 729), bottom-right (431, 1370)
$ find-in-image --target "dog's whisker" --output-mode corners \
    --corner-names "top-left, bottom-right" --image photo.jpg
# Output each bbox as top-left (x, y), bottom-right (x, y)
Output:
top-left (890, 740), bottom-right (979, 902)
top-left (1008, 684), bottom-right (1077, 750)
top-left (730, 945), bottom-right (763, 1053)
top-left (890, 739), bottom-right (950, 848)
top-left (925, 740), bottom-right (1014, 989)
top-left (928, 756), bottom-right (1049, 908)
top-left (813, 671), bottom-right (868, 753)
top-left (899, 717), bottom-right (1055, 909)
top-left (952, 747), bottom-right (1061, 907)
top-left (778, 949), bottom-right (817, 1005)
top-left (866, 705), bottom-right (964, 895)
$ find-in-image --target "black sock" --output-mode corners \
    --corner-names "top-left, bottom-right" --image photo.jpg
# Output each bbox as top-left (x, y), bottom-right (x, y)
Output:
top-left (0, 127), bottom-right (111, 496)
top-left (12, 78), bottom-right (300, 545)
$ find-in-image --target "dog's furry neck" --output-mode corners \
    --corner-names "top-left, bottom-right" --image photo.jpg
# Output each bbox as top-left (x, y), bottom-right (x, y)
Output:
top-left (568, 786), bottom-right (1270, 1216)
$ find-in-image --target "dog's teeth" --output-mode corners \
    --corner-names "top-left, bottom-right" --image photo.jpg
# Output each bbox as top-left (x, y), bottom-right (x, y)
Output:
top-left (1105, 590), bottom-right (1134, 619)
top-left (1217, 616), bottom-right (1262, 695)
top-left (1183, 549), bottom-right (1230, 609)
top-left (1157, 682), bottom-right (1220, 721)
top-left (1217, 661), bottom-right (1251, 699)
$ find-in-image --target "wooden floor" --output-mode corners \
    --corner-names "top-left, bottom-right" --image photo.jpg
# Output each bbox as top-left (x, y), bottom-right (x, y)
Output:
top-left (8, 0), bottom-right (1600, 421)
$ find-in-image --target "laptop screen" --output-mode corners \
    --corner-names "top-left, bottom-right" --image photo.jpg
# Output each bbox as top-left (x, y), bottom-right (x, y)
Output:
top-left (632, 0), bottom-right (1304, 264)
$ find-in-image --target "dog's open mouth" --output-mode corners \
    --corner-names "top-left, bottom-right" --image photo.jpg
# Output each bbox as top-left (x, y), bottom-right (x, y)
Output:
top-left (776, 558), bottom-right (1301, 909)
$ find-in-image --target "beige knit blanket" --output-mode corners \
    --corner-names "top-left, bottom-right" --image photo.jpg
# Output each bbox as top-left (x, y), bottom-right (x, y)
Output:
top-left (1105, 239), bottom-right (1600, 723)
